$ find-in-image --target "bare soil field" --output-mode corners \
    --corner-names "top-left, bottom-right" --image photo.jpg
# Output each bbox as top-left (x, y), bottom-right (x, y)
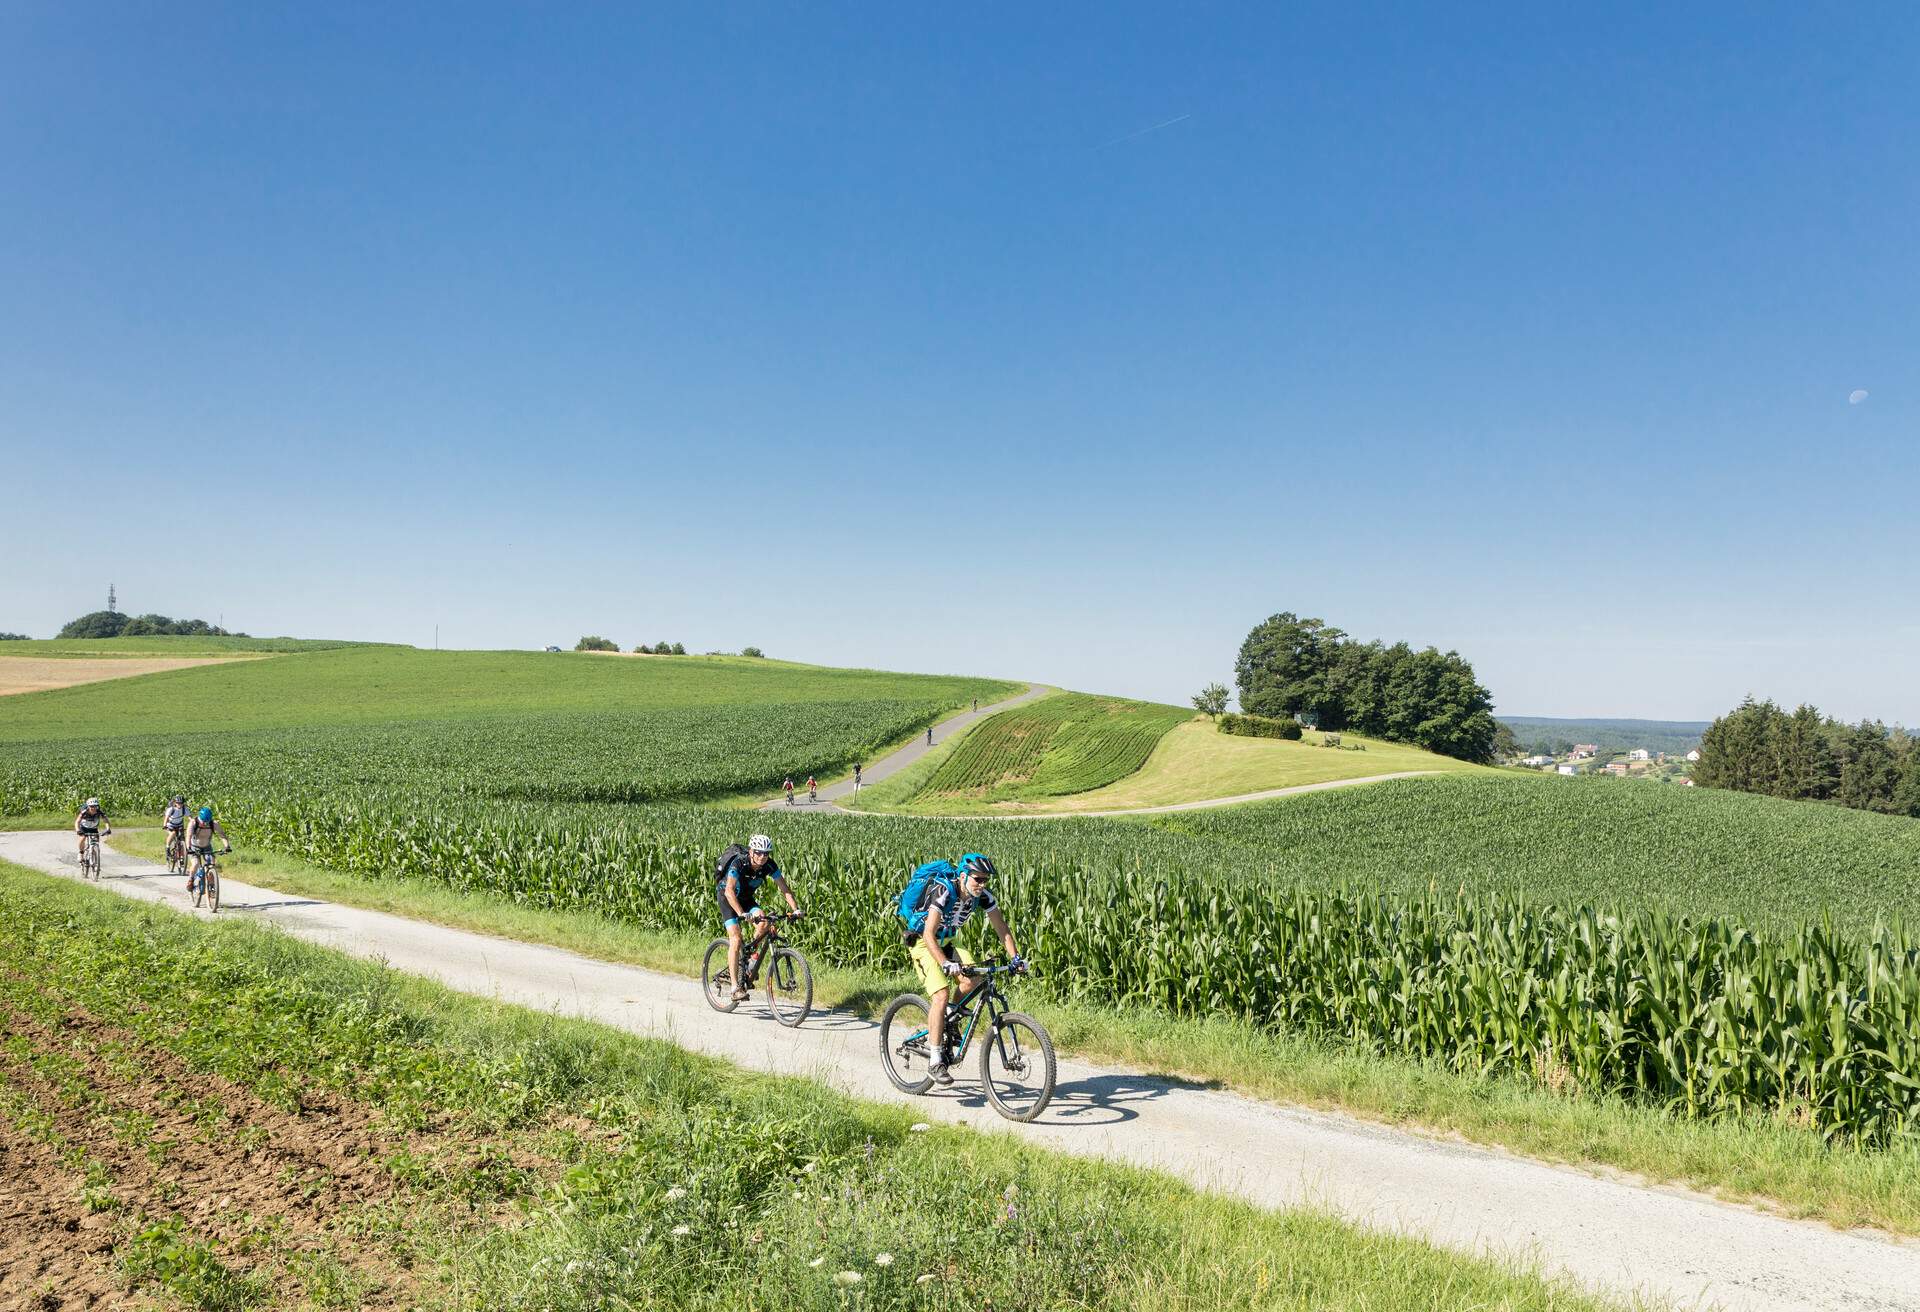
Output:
top-left (0, 657), bottom-right (247, 697)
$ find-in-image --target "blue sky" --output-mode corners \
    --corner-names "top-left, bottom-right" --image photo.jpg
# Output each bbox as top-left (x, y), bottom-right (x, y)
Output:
top-left (4, 4), bottom-right (1915, 720)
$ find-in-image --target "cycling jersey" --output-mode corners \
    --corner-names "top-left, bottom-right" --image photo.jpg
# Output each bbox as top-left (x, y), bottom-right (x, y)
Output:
top-left (716, 851), bottom-right (783, 901)
top-left (917, 877), bottom-right (996, 945)
top-left (76, 810), bottom-right (106, 833)
top-left (163, 804), bottom-right (187, 831)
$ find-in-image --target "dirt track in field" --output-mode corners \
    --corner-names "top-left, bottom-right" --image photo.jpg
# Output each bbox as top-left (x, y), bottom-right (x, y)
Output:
top-left (0, 657), bottom-right (247, 697)
top-left (0, 998), bottom-right (412, 1309)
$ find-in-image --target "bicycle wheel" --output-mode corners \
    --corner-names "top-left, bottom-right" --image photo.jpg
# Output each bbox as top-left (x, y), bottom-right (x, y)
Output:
top-left (701, 939), bottom-right (741, 1013)
top-left (879, 994), bottom-right (936, 1095)
top-left (979, 1011), bottom-right (1056, 1122)
top-left (191, 868), bottom-right (204, 908)
top-left (206, 866), bottom-right (219, 913)
top-left (765, 946), bottom-right (813, 1027)
top-left (88, 842), bottom-right (101, 880)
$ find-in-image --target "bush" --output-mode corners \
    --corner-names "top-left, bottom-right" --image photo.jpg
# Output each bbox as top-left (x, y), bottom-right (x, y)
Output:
top-left (633, 645), bottom-right (653, 654)
top-left (1219, 712), bottom-right (1303, 741)
top-left (740, 646), bottom-right (765, 658)
top-left (573, 636), bottom-right (619, 653)
top-left (0, 633), bottom-right (28, 641)
top-left (56, 610), bottom-right (234, 639)
top-left (670, 642), bottom-right (686, 656)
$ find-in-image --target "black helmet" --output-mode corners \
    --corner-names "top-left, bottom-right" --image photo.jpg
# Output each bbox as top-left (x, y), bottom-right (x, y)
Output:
top-left (959, 853), bottom-right (997, 878)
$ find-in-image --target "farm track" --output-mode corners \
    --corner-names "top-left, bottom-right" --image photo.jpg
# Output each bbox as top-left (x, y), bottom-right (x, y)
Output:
top-left (5, 831), bottom-right (1918, 1312)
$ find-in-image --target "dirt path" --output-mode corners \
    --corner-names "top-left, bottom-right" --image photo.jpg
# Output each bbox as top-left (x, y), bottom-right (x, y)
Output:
top-left (0, 656), bottom-right (249, 696)
top-left (761, 683), bottom-right (1054, 812)
top-left (5, 832), bottom-right (1916, 1311)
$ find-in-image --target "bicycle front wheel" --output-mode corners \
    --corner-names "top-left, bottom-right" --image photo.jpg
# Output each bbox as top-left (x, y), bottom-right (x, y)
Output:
top-left (980, 1011), bottom-right (1056, 1122)
top-left (701, 939), bottom-right (741, 1013)
top-left (191, 869), bottom-right (205, 908)
top-left (206, 867), bottom-right (220, 913)
top-left (879, 994), bottom-right (936, 1095)
top-left (765, 946), bottom-right (813, 1027)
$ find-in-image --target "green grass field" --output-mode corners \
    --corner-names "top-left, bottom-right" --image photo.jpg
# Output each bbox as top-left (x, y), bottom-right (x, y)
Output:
top-left (906, 691), bottom-right (1191, 805)
top-left (0, 635), bottom-right (382, 658)
top-left (0, 863), bottom-right (1629, 1311)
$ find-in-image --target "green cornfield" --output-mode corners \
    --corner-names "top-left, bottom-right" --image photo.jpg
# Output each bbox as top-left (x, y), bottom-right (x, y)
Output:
top-left (7, 719), bottom-right (1920, 1144)
top-left (924, 693), bottom-right (1190, 800)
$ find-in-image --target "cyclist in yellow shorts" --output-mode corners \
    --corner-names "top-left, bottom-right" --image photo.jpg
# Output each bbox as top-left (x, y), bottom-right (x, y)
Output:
top-left (908, 852), bottom-right (1024, 1085)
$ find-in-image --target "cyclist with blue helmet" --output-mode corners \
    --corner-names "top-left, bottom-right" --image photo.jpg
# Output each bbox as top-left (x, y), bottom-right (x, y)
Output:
top-left (184, 805), bottom-right (231, 893)
top-left (912, 852), bottom-right (1024, 1085)
top-left (718, 834), bottom-right (802, 1001)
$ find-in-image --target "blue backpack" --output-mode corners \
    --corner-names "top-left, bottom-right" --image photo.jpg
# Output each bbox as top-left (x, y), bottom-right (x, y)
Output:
top-left (896, 860), bottom-right (960, 935)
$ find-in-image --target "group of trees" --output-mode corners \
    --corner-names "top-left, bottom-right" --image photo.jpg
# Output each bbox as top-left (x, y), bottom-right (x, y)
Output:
top-left (0, 632), bottom-right (28, 641)
top-left (635, 641), bottom-right (688, 655)
top-left (1232, 612), bottom-right (1497, 762)
top-left (572, 637), bottom-right (763, 656)
top-left (1694, 698), bottom-right (1920, 817)
top-left (57, 610), bottom-right (238, 639)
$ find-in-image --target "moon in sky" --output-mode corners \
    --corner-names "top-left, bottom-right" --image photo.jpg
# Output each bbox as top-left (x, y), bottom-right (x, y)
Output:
top-left (1848, 389), bottom-right (1869, 405)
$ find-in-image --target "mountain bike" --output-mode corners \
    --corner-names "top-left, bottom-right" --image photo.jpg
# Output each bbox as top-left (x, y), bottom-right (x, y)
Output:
top-left (165, 829), bottom-right (189, 878)
top-left (879, 960), bottom-right (1055, 1122)
top-left (189, 847), bottom-right (226, 912)
top-left (79, 832), bottom-right (104, 881)
top-left (702, 913), bottom-right (813, 1026)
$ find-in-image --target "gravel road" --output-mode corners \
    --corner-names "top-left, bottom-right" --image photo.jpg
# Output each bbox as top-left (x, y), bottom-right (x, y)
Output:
top-left (5, 830), bottom-right (1916, 1312)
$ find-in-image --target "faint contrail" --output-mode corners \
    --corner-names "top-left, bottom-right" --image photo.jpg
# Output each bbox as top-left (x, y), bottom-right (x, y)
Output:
top-left (1097, 113), bottom-right (1190, 149)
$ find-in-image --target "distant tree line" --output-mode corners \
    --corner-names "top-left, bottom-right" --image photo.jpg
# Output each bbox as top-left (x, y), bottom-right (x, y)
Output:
top-left (57, 610), bottom-right (240, 639)
top-left (1234, 612), bottom-right (1497, 762)
top-left (0, 632), bottom-right (28, 641)
top-left (1695, 698), bottom-right (1920, 817)
top-left (635, 642), bottom-right (687, 655)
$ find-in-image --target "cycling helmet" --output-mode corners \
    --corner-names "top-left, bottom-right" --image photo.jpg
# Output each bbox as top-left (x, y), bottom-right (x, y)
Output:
top-left (959, 853), bottom-right (997, 878)
top-left (197, 807), bottom-right (213, 822)
top-left (173, 794), bottom-right (186, 805)
top-left (748, 834), bottom-right (773, 854)
top-left (84, 797), bottom-right (100, 809)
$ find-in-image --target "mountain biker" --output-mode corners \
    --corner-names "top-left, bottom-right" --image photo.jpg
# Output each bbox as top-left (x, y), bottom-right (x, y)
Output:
top-left (911, 852), bottom-right (1024, 1086)
top-left (717, 834), bottom-right (801, 1001)
top-left (806, 775), bottom-right (817, 802)
top-left (162, 795), bottom-right (190, 861)
top-left (184, 806), bottom-right (231, 892)
top-left (783, 776), bottom-right (795, 805)
top-left (74, 798), bottom-right (111, 858)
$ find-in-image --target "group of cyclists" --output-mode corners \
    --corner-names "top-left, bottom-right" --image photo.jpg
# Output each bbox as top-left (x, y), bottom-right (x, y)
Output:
top-left (781, 774), bottom-right (819, 804)
top-left (74, 795), bottom-right (231, 894)
top-left (717, 832), bottom-right (1024, 1086)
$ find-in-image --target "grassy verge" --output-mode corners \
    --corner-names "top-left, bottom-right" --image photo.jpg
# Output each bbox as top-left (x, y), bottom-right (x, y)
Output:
top-left (106, 830), bottom-right (1920, 1235)
top-left (2, 859), bottom-right (1631, 1311)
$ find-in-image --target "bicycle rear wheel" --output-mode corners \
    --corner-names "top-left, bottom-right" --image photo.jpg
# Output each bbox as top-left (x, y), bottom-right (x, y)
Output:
top-left (879, 994), bottom-right (936, 1095)
top-left (765, 946), bottom-right (813, 1027)
top-left (979, 1011), bottom-right (1055, 1122)
top-left (701, 939), bottom-right (741, 1013)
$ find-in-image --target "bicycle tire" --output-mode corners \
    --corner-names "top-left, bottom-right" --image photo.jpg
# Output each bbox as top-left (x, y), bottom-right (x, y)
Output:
top-left (701, 939), bottom-right (742, 1013)
top-left (191, 869), bottom-right (205, 908)
top-left (88, 840), bottom-right (101, 880)
top-left (878, 994), bottom-right (937, 1095)
top-left (979, 1011), bottom-right (1056, 1122)
top-left (206, 866), bottom-right (220, 913)
top-left (765, 946), bottom-right (813, 1027)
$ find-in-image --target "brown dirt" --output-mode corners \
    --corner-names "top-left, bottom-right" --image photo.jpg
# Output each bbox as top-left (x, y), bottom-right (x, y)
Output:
top-left (0, 659), bottom-right (249, 698)
top-left (0, 1002), bottom-right (415, 1309)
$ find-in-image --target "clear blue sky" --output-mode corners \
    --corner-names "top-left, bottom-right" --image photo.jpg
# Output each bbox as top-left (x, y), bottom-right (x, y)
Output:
top-left (5, 4), bottom-right (1915, 721)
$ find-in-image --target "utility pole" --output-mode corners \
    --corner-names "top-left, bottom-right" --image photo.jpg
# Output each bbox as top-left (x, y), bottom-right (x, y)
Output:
top-left (434, 624), bottom-right (439, 651)
top-left (108, 583), bottom-right (117, 613)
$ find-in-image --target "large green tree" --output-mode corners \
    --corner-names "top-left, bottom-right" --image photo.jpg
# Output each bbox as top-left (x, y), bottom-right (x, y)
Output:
top-left (1234, 613), bottom-right (1347, 722)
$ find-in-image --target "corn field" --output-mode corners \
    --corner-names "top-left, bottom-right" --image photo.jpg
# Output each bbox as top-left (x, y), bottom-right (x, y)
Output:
top-left (6, 731), bottom-right (1919, 1143)
top-left (926, 693), bottom-right (1189, 798)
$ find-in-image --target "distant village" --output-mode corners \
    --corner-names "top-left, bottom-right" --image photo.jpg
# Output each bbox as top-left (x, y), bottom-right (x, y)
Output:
top-left (1514, 743), bottom-right (1701, 784)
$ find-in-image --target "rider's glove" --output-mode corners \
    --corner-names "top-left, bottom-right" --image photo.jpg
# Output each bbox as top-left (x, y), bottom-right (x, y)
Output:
top-left (1011, 955), bottom-right (1029, 974)
top-left (748, 907), bottom-right (767, 921)
top-left (941, 959), bottom-right (963, 978)
top-left (789, 910), bottom-right (805, 921)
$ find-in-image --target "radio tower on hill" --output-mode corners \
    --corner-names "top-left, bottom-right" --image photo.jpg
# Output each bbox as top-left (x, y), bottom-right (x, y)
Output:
top-left (108, 583), bottom-right (117, 613)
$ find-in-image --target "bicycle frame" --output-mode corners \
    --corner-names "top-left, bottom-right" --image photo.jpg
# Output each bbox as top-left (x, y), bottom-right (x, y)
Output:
top-left (739, 913), bottom-right (796, 977)
top-left (905, 963), bottom-right (1015, 1062)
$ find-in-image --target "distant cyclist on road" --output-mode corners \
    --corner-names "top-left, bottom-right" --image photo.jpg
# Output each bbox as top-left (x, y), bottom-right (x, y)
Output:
top-left (162, 794), bottom-right (190, 864)
top-left (184, 806), bottom-right (231, 893)
top-left (717, 834), bottom-right (802, 1001)
top-left (806, 775), bottom-right (817, 803)
top-left (74, 798), bottom-right (111, 859)
top-left (783, 776), bottom-right (795, 806)
top-left (907, 852), bottom-right (1024, 1086)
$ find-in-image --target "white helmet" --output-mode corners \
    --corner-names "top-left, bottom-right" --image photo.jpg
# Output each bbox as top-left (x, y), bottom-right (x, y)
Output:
top-left (85, 797), bottom-right (101, 809)
top-left (748, 834), bottom-right (773, 854)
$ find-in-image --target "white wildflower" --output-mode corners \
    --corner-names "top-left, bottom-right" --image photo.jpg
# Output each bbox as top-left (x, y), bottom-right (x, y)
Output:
top-left (873, 1252), bottom-right (894, 1267)
top-left (909, 1122), bottom-right (930, 1133)
top-left (833, 1271), bottom-right (863, 1286)
top-left (792, 1191), bottom-right (803, 1200)
top-left (664, 1186), bottom-right (687, 1201)
top-left (801, 1161), bottom-right (817, 1174)
top-left (671, 1224), bottom-right (691, 1237)
top-left (917, 1273), bottom-right (936, 1285)
top-left (809, 1256), bottom-right (826, 1268)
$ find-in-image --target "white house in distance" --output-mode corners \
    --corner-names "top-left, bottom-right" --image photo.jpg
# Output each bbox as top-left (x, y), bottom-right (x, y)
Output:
top-left (1522, 754), bottom-right (1554, 767)
top-left (1686, 749), bottom-right (1701, 762)
top-left (1628, 748), bottom-right (1652, 761)
top-left (1557, 763), bottom-right (1579, 776)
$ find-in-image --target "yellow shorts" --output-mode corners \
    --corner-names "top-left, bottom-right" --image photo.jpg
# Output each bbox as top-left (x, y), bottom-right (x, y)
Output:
top-left (909, 940), bottom-right (973, 999)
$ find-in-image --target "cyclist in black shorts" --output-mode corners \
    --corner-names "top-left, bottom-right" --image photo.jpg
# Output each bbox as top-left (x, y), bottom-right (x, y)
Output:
top-left (716, 834), bottom-right (801, 1001)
